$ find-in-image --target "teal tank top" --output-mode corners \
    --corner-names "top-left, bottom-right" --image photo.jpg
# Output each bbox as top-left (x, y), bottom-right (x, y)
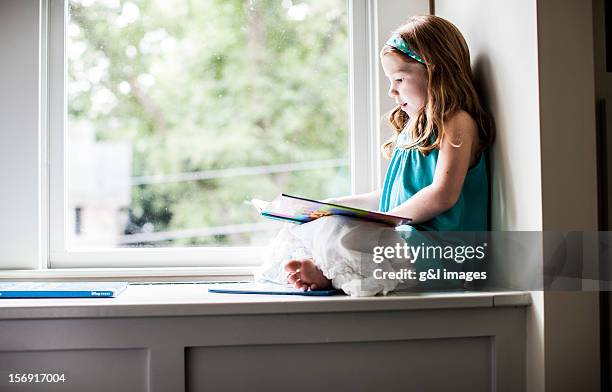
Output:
top-left (379, 129), bottom-right (488, 231)
top-left (379, 129), bottom-right (489, 291)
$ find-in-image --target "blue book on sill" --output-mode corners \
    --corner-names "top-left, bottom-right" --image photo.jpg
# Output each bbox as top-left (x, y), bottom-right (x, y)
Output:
top-left (0, 282), bottom-right (129, 298)
top-left (208, 282), bottom-right (341, 296)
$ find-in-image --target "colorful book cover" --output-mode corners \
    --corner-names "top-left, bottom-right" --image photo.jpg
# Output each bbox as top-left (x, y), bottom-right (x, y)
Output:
top-left (0, 281), bottom-right (129, 298)
top-left (251, 193), bottom-right (411, 227)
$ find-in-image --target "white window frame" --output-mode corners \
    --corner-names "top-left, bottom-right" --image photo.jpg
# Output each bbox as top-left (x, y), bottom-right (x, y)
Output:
top-left (0, 0), bottom-right (430, 277)
top-left (47, 0), bottom-right (379, 269)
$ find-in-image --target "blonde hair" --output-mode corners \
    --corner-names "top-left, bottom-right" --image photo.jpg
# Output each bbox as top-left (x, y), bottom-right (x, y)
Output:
top-left (380, 15), bottom-right (494, 158)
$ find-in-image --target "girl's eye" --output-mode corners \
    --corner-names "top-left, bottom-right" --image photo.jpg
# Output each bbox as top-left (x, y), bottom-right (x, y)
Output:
top-left (395, 78), bottom-right (403, 83)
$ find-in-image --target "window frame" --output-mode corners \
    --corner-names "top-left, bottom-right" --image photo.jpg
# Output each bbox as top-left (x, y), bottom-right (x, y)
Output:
top-left (46, 0), bottom-right (379, 270)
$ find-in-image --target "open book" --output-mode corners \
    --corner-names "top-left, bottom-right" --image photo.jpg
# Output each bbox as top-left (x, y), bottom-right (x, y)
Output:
top-left (251, 193), bottom-right (411, 227)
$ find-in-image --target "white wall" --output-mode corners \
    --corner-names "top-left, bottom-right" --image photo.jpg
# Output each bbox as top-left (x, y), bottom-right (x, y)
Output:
top-left (436, 0), bottom-right (600, 391)
top-left (536, 0), bottom-right (600, 391)
top-left (537, 0), bottom-right (598, 231)
top-left (434, 0), bottom-right (542, 231)
top-left (0, 0), bottom-right (42, 269)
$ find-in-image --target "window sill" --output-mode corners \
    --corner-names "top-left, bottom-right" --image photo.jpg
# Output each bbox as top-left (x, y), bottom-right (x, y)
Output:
top-left (0, 266), bottom-right (255, 282)
top-left (0, 283), bottom-right (531, 320)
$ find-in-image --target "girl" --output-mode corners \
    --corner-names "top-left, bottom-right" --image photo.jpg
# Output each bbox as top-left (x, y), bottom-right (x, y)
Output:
top-left (283, 15), bottom-right (494, 292)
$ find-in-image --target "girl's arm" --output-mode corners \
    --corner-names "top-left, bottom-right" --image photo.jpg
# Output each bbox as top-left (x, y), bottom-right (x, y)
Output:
top-left (324, 189), bottom-right (382, 211)
top-left (387, 110), bottom-right (479, 224)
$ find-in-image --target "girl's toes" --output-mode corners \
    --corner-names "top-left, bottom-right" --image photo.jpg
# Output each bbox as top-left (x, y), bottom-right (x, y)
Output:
top-left (284, 260), bottom-right (303, 273)
top-left (295, 279), bottom-right (307, 290)
top-left (287, 271), bottom-right (300, 284)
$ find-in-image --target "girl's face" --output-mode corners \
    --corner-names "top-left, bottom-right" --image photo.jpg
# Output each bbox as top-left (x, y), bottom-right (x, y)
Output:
top-left (381, 52), bottom-right (428, 117)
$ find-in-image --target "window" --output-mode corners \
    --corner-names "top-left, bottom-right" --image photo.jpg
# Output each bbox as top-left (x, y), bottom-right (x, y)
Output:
top-left (48, 0), bottom-right (380, 268)
top-left (1, 0), bottom-right (426, 274)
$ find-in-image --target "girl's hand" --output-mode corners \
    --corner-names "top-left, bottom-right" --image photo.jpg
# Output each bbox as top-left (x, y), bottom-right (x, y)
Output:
top-left (321, 190), bottom-right (382, 210)
top-left (309, 210), bottom-right (332, 219)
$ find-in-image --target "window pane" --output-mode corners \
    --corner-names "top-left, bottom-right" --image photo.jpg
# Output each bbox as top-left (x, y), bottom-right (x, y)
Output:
top-left (66, 0), bottom-right (350, 248)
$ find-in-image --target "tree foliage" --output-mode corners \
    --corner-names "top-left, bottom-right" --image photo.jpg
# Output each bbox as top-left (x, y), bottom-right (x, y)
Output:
top-left (68, 0), bottom-right (349, 246)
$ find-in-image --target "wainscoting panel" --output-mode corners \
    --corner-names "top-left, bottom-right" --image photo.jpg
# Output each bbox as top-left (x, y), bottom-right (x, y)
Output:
top-left (0, 305), bottom-right (526, 391)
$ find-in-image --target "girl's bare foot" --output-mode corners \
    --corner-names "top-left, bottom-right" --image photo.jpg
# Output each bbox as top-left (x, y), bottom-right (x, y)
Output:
top-left (284, 259), bottom-right (331, 291)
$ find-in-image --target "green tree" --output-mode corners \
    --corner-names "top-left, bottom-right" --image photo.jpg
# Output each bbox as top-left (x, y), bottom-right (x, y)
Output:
top-left (68, 0), bottom-right (349, 247)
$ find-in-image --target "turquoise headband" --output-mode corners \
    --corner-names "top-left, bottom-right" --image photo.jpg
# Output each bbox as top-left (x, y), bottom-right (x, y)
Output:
top-left (385, 33), bottom-right (425, 64)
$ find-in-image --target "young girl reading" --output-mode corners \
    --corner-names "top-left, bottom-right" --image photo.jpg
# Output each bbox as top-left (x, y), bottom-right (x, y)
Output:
top-left (262, 15), bottom-right (494, 294)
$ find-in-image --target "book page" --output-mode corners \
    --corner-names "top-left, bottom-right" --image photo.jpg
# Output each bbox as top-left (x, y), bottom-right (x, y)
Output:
top-left (249, 198), bottom-right (270, 214)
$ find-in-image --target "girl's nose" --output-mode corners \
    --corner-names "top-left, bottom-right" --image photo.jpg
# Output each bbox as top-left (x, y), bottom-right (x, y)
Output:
top-left (388, 86), bottom-right (397, 98)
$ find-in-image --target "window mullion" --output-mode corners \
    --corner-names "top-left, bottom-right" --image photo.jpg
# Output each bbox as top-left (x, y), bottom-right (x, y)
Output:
top-left (349, 0), bottom-right (378, 194)
top-left (48, 0), bottom-right (68, 267)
